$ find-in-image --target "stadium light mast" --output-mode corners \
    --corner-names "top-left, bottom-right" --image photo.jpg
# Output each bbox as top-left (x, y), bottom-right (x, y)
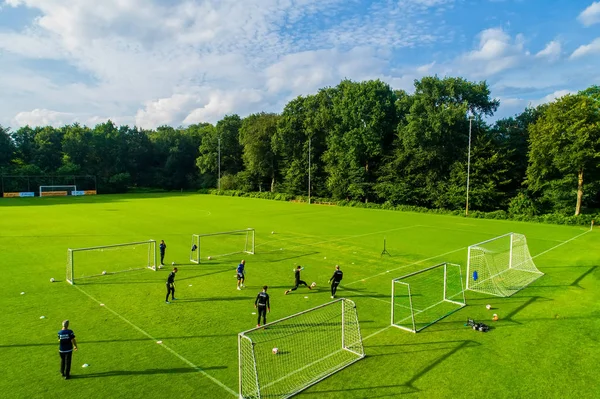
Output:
top-left (308, 136), bottom-right (311, 204)
top-left (218, 136), bottom-right (221, 191)
top-left (465, 114), bottom-right (474, 216)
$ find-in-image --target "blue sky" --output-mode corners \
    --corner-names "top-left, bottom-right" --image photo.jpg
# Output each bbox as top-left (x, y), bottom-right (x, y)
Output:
top-left (0, 0), bottom-right (598, 129)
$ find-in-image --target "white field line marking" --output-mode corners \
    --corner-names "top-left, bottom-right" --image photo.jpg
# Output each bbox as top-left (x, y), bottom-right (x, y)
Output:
top-left (259, 225), bottom-right (422, 253)
top-left (360, 229), bottom-right (592, 342)
top-left (531, 229), bottom-right (591, 260)
top-left (73, 285), bottom-right (237, 397)
top-left (346, 246), bottom-right (466, 286)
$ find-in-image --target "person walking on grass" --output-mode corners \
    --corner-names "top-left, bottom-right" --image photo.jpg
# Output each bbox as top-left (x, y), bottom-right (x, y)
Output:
top-left (285, 265), bottom-right (312, 295)
top-left (329, 265), bottom-right (343, 299)
top-left (255, 285), bottom-right (270, 327)
top-left (58, 320), bottom-right (78, 380)
top-left (165, 267), bottom-right (178, 303)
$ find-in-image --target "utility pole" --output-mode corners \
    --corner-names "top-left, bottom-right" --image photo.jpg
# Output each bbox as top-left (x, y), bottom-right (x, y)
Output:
top-left (218, 136), bottom-right (221, 191)
top-left (465, 116), bottom-right (473, 216)
top-left (308, 136), bottom-right (311, 204)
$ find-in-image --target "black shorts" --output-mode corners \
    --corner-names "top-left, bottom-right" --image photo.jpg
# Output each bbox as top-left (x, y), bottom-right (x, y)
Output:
top-left (237, 273), bottom-right (245, 280)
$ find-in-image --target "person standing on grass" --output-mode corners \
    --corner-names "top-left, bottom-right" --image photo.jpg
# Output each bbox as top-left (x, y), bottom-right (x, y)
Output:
top-left (58, 320), bottom-right (78, 380)
top-left (329, 265), bottom-right (343, 299)
top-left (237, 260), bottom-right (246, 290)
top-left (165, 267), bottom-right (178, 303)
top-left (159, 240), bottom-right (167, 266)
top-left (254, 285), bottom-right (270, 327)
top-left (285, 265), bottom-right (312, 295)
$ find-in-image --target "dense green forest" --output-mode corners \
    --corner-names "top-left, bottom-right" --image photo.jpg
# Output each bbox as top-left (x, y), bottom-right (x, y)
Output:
top-left (1, 77), bottom-right (599, 217)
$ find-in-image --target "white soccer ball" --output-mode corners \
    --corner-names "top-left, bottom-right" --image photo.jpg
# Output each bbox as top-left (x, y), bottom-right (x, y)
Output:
top-left (311, 282), bottom-right (316, 288)
top-left (207, 256), bottom-right (212, 260)
top-left (272, 348), bottom-right (278, 354)
top-left (486, 304), bottom-right (492, 310)
top-left (271, 231), bottom-right (275, 234)
top-left (102, 271), bottom-right (107, 275)
top-left (172, 261), bottom-right (175, 266)
top-left (158, 265), bottom-right (162, 269)
top-left (50, 278), bottom-right (55, 283)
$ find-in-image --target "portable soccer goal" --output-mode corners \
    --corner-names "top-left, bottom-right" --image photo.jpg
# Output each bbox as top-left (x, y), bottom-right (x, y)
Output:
top-left (66, 240), bottom-right (157, 284)
top-left (391, 263), bottom-right (466, 333)
top-left (40, 185), bottom-right (76, 196)
top-left (466, 232), bottom-right (544, 297)
top-left (190, 228), bottom-right (255, 263)
top-left (238, 298), bottom-right (364, 399)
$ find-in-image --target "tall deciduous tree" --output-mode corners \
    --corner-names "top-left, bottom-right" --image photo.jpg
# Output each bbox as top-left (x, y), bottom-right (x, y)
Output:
top-left (0, 125), bottom-right (14, 169)
top-left (527, 94), bottom-right (600, 215)
top-left (239, 113), bottom-right (280, 192)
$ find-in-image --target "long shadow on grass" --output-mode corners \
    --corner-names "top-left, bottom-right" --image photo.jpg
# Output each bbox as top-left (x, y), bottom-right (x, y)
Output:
top-left (176, 296), bottom-right (255, 302)
top-left (72, 365), bottom-right (227, 378)
top-left (533, 265), bottom-right (597, 289)
top-left (303, 340), bottom-right (480, 397)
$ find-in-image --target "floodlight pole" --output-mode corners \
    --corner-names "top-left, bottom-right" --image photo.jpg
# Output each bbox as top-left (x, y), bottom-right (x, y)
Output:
top-left (217, 136), bottom-right (221, 191)
top-left (465, 116), bottom-right (473, 216)
top-left (308, 136), bottom-right (311, 204)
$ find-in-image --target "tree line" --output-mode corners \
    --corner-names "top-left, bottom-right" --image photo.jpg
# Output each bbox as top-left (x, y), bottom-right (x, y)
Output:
top-left (1, 77), bottom-right (599, 216)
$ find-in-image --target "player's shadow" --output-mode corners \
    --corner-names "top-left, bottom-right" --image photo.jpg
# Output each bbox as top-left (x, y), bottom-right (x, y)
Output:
top-left (176, 296), bottom-right (255, 302)
top-left (73, 365), bottom-right (227, 378)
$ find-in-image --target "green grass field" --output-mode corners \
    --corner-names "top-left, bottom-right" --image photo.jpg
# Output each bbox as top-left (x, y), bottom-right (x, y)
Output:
top-left (2, 193), bottom-right (599, 398)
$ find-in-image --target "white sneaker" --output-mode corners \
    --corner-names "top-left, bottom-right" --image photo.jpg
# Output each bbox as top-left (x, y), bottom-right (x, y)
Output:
top-left (237, 287), bottom-right (241, 290)
top-left (241, 284), bottom-right (245, 287)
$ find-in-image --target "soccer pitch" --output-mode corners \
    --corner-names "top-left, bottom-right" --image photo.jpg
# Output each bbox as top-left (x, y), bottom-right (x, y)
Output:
top-left (2, 193), bottom-right (599, 398)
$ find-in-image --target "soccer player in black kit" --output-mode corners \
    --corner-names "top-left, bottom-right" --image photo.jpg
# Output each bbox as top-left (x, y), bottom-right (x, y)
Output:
top-left (254, 286), bottom-right (270, 327)
top-left (284, 265), bottom-right (312, 295)
top-left (159, 240), bottom-right (167, 266)
top-left (58, 319), bottom-right (78, 380)
top-left (165, 267), bottom-right (178, 303)
top-left (329, 265), bottom-right (343, 298)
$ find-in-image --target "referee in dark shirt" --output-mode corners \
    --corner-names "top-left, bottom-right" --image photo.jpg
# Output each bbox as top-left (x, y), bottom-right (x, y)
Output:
top-left (254, 286), bottom-right (270, 327)
top-left (165, 267), bottom-right (178, 303)
top-left (159, 240), bottom-right (167, 266)
top-left (329, 265), bottom-right (343, 298)
top-left (58, 320), bottom-right (78, 380)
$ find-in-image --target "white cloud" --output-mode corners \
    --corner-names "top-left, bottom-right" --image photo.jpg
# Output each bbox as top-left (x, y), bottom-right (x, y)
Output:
top-left (531, 90), bottom-right (573, 106)
top-left (535, 40), bottom-right (561, 61)
top-left (578, 2), bottom-right (600, 26)
top-left (14, 109), bottom-right (74, 127)
top-left (570, 37), bottom-right (600, 58)
top-left (460, 28), bottom-right (527, 76)
top-left (183, 89), bottom-right (263, 125)
top-left (135, 94), bottom-right (198, 129)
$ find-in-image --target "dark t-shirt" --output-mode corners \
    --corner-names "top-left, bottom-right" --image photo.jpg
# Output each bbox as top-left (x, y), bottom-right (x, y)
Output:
top-left (58, 329), bottom-right (75, 352)
top-left (330, 270), bottom-right (343, 283)
top-left (294, 269), bottom-right (301, 282)
top-left (255, 292), bottom-right (270, 308)
top-left (167, 271), bottom-right (176, 284)
top-left (160, 243), bottom-right (166, 254)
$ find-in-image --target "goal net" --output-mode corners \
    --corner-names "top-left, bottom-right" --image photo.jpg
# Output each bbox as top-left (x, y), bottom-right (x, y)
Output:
top-left (190, 228), bottom-right (255, 264)
top-left (466, 232), bottom-right (544, 297)
top-left (67, 240), bottom-right (157, 284)
top-left (392, 263), bottom-right (466, 333)
top-left (238, 298), bottom-right (364, 399)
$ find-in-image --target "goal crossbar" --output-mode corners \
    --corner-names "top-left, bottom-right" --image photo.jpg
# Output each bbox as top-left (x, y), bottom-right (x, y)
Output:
top-left (67, 240), bottom-right (157, 285)
top-left (391, 262), bottom-right (466, 333)
top-left (238, 298), bottom-right (364, 399)
top-left (190, 228), bottom-right (255, 264)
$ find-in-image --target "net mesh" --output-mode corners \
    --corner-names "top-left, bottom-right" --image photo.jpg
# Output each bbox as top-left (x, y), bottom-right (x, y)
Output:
top-left (467, 233), bottom-right (543, 297)
top-left (191, 229), bottom-right (254, 263)
top-left (239, 299), bottom-right (364, 399)
top-left (392, 263), bottom-right (465, 333)
top-left (67, 241), bottom-right (156, 284)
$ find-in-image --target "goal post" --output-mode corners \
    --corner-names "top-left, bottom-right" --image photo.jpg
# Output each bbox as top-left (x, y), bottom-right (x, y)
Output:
top-left (238, 298), bottom-right (365, 399)
top-left (466, 232), bottom-right (544, 297)
top-left (190, 228), bottom-right (255, 264)
top-left (40, 185), bottom-right (77, 197)
top-left (392, 263), bottom-right (466, 333)
top-left (67, 240), bottom-right (157, 285)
